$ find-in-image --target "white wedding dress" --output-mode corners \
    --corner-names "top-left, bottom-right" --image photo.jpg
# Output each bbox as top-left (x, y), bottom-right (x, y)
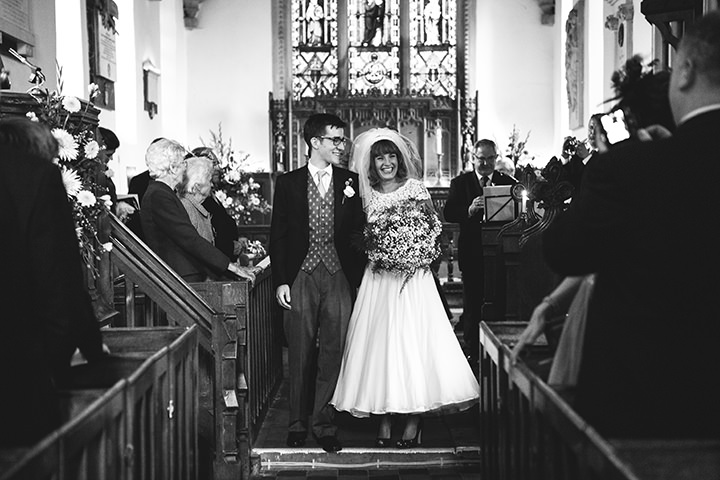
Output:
top-left (330, 179), bottom-right (480, 417)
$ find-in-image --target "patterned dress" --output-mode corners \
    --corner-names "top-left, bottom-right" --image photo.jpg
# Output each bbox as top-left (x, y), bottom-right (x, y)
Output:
top-left (330, 179), bottom-right (479, 417)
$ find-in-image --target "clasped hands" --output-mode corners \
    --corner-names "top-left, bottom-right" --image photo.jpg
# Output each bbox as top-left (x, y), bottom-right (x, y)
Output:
top-left (228, 262), bottom-right (258, 285)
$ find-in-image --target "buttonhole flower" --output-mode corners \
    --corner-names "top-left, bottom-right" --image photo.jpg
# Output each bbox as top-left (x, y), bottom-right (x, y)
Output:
top-left (342, 178), bottom-right (355, 204)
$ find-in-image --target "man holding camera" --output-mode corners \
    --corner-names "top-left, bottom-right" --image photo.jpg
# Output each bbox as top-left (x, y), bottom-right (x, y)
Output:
top-left (543, 10), bottom-right (720, 438)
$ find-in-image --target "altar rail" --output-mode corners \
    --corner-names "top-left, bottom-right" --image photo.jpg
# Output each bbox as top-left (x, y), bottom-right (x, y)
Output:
top-left (0, 327), bottom-right (198, 480)
top-left (479, 321), bottom-right (720, 480)
top-left (107, 215), bottom-right (282, 479)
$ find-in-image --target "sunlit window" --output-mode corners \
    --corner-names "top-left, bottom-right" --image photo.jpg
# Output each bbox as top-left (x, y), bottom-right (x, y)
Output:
top-left (291, 0), bottom-right (458, 99)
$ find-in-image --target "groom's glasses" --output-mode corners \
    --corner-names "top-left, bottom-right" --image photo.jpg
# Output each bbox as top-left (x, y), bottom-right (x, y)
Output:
top-left (318, 136), bottom-right (348, 147)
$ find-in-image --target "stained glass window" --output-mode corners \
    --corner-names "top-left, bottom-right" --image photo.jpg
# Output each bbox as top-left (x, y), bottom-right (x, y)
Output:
top-left (347, 0), bottom-right (400, 94)
top-left (409, 0), bottom-right (457, 96)
top-left (291, 0), bottom-right (458, 99)
top-left (292, 0), bottom-right (340, 98)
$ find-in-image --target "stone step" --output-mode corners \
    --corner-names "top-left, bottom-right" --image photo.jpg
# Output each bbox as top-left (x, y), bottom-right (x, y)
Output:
top-left (251, 446), bottom-right (481, 473)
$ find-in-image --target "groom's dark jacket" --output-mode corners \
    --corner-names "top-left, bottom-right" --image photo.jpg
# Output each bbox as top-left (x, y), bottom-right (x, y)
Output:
top-left (270, 165), bottom-right (367, 290)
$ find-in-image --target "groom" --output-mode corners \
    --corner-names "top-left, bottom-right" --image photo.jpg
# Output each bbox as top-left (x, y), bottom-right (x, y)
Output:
top-left (270, 113), bottom-right (366, 452)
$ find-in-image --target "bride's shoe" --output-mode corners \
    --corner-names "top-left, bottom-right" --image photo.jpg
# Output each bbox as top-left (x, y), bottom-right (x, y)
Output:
top-left (396, 417), bottom-right (423, 449)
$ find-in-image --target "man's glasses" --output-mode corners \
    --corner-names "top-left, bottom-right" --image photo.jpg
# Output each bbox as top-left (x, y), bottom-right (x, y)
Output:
top-left (318, 136), bottom-right (348, 147)
top-left (474, 154), bottom-right (498, 162)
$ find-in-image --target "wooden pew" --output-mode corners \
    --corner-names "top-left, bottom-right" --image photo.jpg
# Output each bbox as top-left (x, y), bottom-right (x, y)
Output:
top-left (0, 326), bottom-right (198, 480)
top-left (479, 321), bottom-right (720, 480)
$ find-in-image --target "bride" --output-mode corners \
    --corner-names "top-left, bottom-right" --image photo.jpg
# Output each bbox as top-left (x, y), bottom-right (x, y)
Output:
top-left (330, 128), bottom-right (479, 448)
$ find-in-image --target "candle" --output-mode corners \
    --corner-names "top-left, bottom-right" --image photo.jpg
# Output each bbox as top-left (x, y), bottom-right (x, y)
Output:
top-left (435, 125), bottom-right (443, 155)
top-left (521, 190), bottom-right (528, 214)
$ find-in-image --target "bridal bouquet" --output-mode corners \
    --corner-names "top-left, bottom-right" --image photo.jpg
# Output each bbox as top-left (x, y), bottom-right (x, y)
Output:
top-left (365, 199), bottom-right (442, 290)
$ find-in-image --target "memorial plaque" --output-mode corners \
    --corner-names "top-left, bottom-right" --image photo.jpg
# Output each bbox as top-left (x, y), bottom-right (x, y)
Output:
top-left (0, 0), bottom-right (34, 46)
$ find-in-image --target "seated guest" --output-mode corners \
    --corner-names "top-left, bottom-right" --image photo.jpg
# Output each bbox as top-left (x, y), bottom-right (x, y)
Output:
top-left (0, 118), bottom-right (106, 446)
top-left (191, 146), bottom-right (240, 261)
top-left (179, 155), bottom-right (215, 244)
top-left (533, 13), bottom-right (719, 438)
top-left (140, 138), bottom-right (250, 283)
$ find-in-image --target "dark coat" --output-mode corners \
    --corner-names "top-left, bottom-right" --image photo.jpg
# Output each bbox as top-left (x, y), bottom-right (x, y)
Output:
top-left (127, 170), bottom-right (152, 239)
top-left (270, 165), bottom-right (367, 290)
top-left (129, 170), bottom-right (151, 201)
top-left (203, 194), bottom-right (239, 261)
top-left (443, 170), bottom-right (517, 272)
top-left (141, 180), bottom-right (230, 280)
top-left (0, 148), bottom-right (104, 445)
top-left (543, 109), bottom-right (720, 438)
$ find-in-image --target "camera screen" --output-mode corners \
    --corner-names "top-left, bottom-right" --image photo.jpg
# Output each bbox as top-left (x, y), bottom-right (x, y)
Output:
top-left (600, 110), bottom-right (631, 145)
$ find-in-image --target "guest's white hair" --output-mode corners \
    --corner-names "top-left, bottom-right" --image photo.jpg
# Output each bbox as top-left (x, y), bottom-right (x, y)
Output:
top-left (180, 156), bottom-right (214, 196)
top-left (145, 138), bottom-right (187, 179)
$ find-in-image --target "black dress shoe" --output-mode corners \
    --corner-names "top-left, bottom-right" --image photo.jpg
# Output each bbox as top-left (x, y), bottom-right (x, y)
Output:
top-left (316, 435), bottom-right (342, 453)
top-left (286, 432), bottom-right (306, 447)
top-left (375, 437), bottom-right (392, 448)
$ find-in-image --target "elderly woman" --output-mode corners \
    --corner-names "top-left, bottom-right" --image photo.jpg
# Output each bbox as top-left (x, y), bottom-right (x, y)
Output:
top-left (179, 155), bottom-right (215, 244)
top-left (191, 146), bottom-right (240, 261)
top-left (140, 138), bottom-right (248, 282)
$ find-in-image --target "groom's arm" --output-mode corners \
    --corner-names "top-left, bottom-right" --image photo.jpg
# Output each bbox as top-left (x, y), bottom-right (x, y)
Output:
top-left (270, 174), bottom-right (290, 290)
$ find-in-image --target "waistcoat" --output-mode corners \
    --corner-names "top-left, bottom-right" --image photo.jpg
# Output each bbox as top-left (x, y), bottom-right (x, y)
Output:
top-left (301, 172), bottom-right (342, 275)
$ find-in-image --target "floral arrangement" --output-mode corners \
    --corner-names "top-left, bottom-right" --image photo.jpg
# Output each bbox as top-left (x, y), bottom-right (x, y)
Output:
top-left (201, 123), bottom-right (272, 225)
top-left (506, 124), bottom-right (532, 167)
top-left (235, 237), bottom-right (268, 266)
top-left (27, 80), bottom-right (112, 277)
top-left (365, 200), bottom-right (442, 290)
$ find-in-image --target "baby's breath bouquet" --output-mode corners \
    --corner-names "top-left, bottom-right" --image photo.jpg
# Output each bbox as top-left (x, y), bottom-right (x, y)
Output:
top-left (365, 200), bottom-right (442, 290)
top-left (28, 81), bottom-right (112, 277)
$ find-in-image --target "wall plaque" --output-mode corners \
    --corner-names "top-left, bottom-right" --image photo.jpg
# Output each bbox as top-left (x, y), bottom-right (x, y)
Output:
top-left (96, 12), bottom-right (116, 81)
top-left (0, 0), bottom-right (34, 46)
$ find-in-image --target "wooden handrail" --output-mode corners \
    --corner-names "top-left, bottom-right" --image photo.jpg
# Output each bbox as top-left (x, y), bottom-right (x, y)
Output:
top-left (109, 214), bottom-right (215, 332)
top-left (107, 214), bottom-right (281, 480)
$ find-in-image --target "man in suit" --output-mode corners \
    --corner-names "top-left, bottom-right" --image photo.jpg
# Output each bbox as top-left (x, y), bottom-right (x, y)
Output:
top-left (270, 113), bottom-right (366, 452)
top-left (0, 118), bottom-right (105, 446)
top-left (444, 139), bottom-right (517, 362)
top-left (543, 10), bottom-right (720, 438)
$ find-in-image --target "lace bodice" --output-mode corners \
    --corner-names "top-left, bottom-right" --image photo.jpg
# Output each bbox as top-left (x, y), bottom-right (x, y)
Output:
top-left (367, 178), bottom-right (431, 221)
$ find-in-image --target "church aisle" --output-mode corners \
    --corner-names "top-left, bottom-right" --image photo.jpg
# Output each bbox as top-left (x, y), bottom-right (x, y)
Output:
top-left (250, 315), bottom-right (481, 479)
